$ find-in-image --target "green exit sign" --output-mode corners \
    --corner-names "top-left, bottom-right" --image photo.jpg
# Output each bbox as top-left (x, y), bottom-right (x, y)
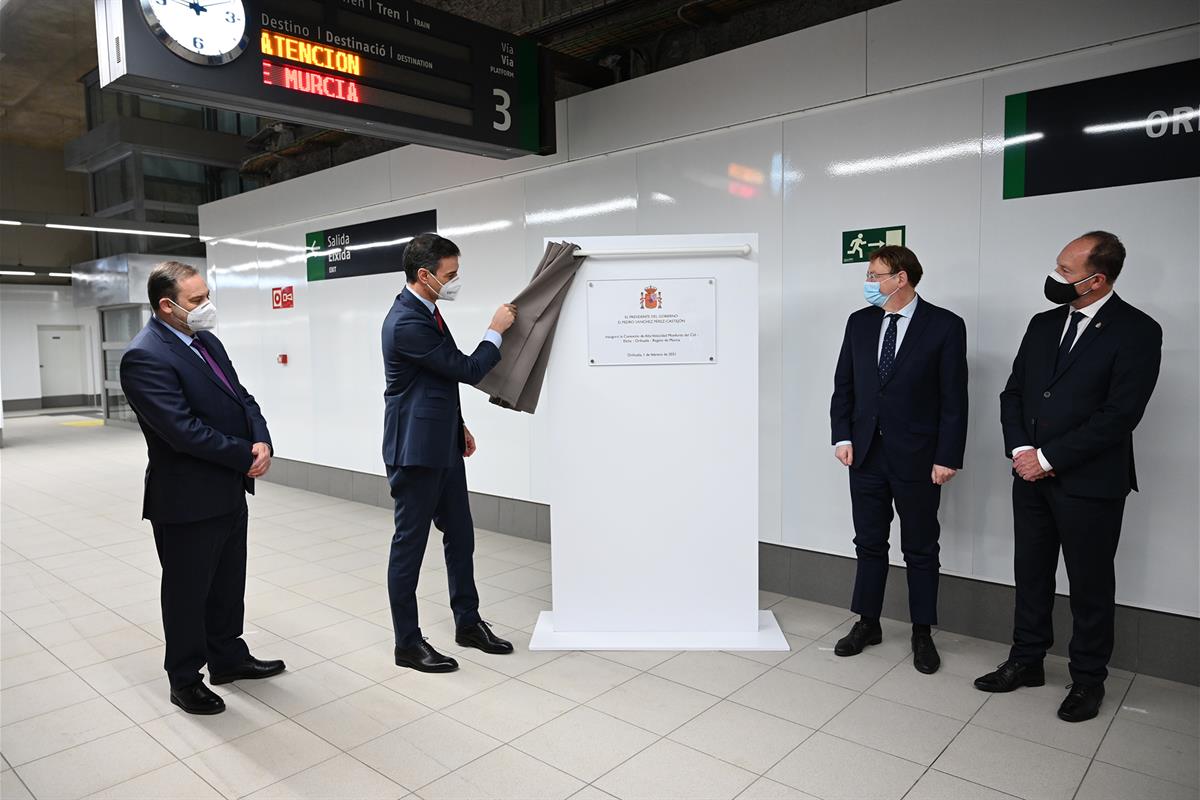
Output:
top-left (842, 226), bottom-right (906, 264)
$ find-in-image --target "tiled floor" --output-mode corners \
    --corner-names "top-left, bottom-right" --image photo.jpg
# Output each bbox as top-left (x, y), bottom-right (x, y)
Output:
top-left (2, 414), bottom-right (1197, 800)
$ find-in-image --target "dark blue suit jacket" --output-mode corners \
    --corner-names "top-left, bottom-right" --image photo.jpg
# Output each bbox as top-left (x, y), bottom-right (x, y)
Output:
top-left (830, 297), bottom-right (969, 479)
top-left (381, 289), bottom-right (501, 468)
top-left (120, 318), bottom-right (271, 524)
top-left (1000, 293), bottom-right (1161, 499)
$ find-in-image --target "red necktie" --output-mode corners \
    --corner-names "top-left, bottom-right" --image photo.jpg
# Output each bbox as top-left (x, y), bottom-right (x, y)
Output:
top-left (434, 307), bottom-right (445, 333)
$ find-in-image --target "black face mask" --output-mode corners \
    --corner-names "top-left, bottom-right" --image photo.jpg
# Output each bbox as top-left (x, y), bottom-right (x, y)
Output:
top-left (1044, 273), bottom-right (1096, 305)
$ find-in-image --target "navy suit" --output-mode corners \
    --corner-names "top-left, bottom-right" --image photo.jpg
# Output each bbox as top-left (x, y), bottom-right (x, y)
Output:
top-left (120, 318), bottom-right (271, 687)
top-left (381, 289), bottom-right (501, 647)
top-left (830, 297), bottom-right (968, 625)
top-left (1000, 293), bottom-right (1161, 684)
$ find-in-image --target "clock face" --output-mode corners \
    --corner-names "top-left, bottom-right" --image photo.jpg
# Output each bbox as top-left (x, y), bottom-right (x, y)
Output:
top-left (140, 0), bottom-right (249, 65)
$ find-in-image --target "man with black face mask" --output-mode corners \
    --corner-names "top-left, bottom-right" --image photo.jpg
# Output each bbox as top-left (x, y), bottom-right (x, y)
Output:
top-left (976, 232), bottom-right (1162, 723)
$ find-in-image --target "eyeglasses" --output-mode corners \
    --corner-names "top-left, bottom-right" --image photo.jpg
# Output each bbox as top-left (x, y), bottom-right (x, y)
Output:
top-left (865, 270), bottom-right (898, 281)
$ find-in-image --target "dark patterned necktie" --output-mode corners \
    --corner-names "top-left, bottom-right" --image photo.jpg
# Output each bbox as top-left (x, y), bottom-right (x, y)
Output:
top-left (878, 314), bottom-right (900, 383)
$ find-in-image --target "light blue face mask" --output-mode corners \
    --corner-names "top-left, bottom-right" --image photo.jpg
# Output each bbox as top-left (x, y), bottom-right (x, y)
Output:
top-left (863, 273), bottom-right (899, 307)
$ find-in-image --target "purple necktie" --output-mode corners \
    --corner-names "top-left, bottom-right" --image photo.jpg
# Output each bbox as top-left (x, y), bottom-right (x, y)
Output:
top-left (190, 338), bottom-right (237, 397)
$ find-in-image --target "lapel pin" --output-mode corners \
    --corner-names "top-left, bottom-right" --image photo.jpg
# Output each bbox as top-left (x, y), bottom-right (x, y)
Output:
top-left (1095, 322), bottom-right (1103, 328)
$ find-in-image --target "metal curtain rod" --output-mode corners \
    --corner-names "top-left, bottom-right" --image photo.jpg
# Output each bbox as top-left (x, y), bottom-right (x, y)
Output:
top-left (573, 244), bottom-right (752, 258)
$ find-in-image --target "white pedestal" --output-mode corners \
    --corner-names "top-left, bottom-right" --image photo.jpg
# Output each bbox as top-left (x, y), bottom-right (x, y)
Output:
top-left (529, 233), bottom-right (786, 653)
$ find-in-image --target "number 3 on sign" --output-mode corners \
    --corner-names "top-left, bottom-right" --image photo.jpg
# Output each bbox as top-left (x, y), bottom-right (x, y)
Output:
top-left (492, 89), bottom-right (511, 131)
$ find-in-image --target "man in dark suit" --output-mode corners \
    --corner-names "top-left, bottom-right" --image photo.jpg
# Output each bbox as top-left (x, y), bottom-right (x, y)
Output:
top-left (120, 261), bottom-right (284, 715)
top-left (382, 233), bottom-right (517, 673)
top-left (976, 232), bottom-right (1162, 722)
top-left (830, 245), bottom-right (968, 674)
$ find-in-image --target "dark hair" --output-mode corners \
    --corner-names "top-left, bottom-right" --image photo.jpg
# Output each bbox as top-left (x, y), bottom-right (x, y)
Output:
top-left (1080, 230), bottom-right (1125, 283)
top-left (403, 233), bottom-right (460, 283)
top-left (147, 261), bottom-right (199, 311)
top-left (869, 245), bottom-right (923, 288)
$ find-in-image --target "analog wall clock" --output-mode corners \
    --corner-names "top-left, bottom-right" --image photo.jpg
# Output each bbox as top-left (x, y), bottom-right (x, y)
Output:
top-left (140, 0), bottom-right (249, 66)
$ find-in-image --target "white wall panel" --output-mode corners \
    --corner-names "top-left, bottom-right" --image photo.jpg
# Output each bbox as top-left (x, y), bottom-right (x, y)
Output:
top-left (976, 32), bottom-right (1200, 615)
top-left (567, 15), bottom-right (865, 160)
top-left (0, 286), bottom-right (99, 402)
top-left (206, 240), bottom-right (283, 454)
top-left (387, 102), bottom-right (569, 202)
top-left (780, 79), bottom-right (985, 576)
top-left (521, 152), bottom-right (639, 502)
top-left (867, 0), bottom-right (1198, 94)
top-left (249, 236), bottom-right (316, 465)
top-left (634, 122), bottom-right (786, 541)
top-left (435, 179), bottom-right (533, 501)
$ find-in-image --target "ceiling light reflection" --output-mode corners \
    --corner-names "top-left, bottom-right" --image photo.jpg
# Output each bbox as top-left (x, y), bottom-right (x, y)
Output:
top-left (727, 163), bottom-right (765, 185)
top-left (45, 223), bottom-right (194, 238)
top-left (1003, 132), bottom-right (1045, 146)
top-left (1084, 108), bottom-right (1199, 134)
top-left (827, 140), bottom-right (981, 176)
top-left (215, 238), bottom-right (308, 252)
top-left (439, 219), bottom-right (513, 236)
top-left (346, 235), bottom-right (413, 252)
top-left (525, 197), bottom-right (637, 225)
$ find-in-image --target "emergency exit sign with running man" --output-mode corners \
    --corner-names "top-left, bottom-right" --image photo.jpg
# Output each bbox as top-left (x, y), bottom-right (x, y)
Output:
top-left (842, 226), bottom-right (906, 264)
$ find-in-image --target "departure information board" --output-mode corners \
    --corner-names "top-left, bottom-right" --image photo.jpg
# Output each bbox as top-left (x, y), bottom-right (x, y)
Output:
top-left (95, 0), bottom-right (555, 158)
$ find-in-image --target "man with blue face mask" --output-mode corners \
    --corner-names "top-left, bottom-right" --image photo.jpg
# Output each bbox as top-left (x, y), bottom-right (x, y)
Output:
top-left (829, 246), bottom-right (968, 675)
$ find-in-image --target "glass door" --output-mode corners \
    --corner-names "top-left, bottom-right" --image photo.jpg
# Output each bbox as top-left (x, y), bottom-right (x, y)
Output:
top-left (100, 304), bottom-right (150, 423)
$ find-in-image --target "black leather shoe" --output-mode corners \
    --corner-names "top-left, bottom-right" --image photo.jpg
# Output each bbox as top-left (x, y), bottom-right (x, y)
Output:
top-left (974, 660), bottom-right (1046, 692)
top-left (1058, 683), bottom-right (1104, 722)
top-left (912, 632), bottom-right (941, 674)
top-left (170, 682), bottom-right (225, 715)
top-left (456, 621), bottom-right (514, 655)
top-left (209, 657), bottom-right (286, 685)
top-left (395, 639), bottom-right (459, 673)
top-left (834, 620), bottom-right (883, 657)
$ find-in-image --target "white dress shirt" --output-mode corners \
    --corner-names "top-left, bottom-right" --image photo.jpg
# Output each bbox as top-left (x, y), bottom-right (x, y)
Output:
top-left (404, 286), bottom-right (502, 350)
top-left (876, 294), bottom-right (919, 360)
top-left (1012, 290), bottom-right (1115, 471)
top-left (155, 317), bottom-right (206, 361)
top-left (834, 295), bottom-right (920, 449)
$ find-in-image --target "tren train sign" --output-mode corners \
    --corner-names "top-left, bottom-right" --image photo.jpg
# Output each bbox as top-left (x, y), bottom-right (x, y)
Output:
top-left (95, 0), bottom-right (555, 159)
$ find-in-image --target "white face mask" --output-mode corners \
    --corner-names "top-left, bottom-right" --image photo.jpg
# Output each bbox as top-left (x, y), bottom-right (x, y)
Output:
top-left (171, 298), bottom-right (218, 331)
top-left (425, 272), bottom-right (462, 302)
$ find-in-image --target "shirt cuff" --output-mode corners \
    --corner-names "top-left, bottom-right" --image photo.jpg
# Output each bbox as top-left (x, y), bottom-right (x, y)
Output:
top-left (1011, 445), bottom-right (1034, 456)
top-left (834, 441), bottom-right (852, 448)
top-left (483, 330), bottom-right (502, 349)
top-left (1036, 448), bottom-right (1053, 472)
